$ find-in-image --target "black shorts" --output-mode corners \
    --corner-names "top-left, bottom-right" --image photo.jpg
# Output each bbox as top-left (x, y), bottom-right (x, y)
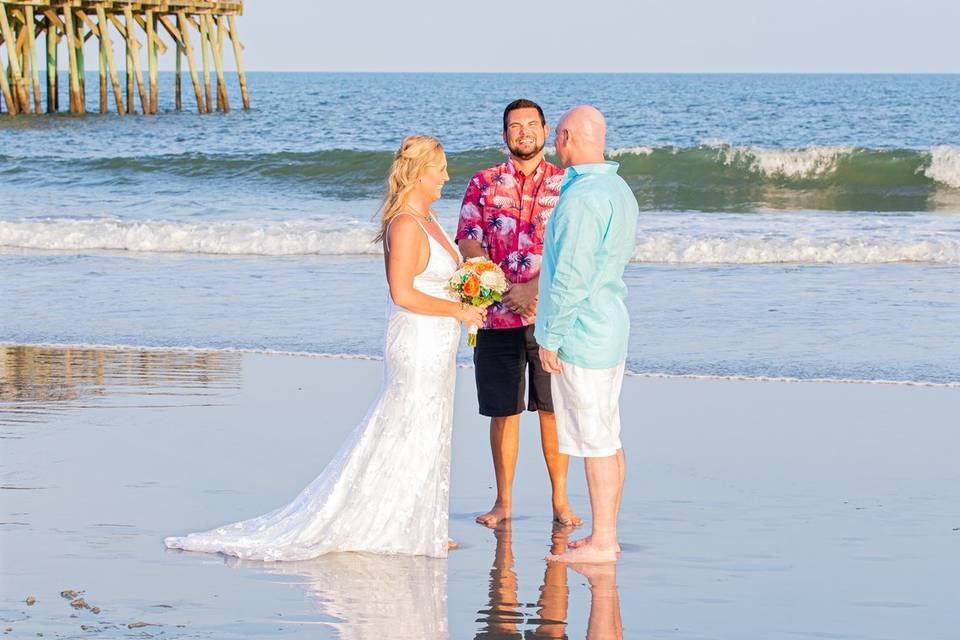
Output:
top-left (473, 325), bottom-right (554, 417)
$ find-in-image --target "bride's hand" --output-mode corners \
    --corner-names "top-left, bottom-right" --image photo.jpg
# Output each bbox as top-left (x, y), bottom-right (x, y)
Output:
top-left (457, 304), bottom-right (487, 327)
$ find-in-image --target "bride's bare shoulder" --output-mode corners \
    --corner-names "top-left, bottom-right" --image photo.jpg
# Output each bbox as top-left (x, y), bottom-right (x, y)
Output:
top-left (387, 214), bottom-right (423, 240)
top-left (385, 214), bottom-right (426, 254)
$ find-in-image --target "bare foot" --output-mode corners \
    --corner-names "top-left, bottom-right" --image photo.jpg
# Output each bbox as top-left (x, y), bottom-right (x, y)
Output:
top-left (552, 503), bottom-right (583, 527)
top-left (447, 539), bottom-right (459, 550)
top-left (546, 540), bottom-right (618, 564)
top-left (569, 561), bottom-right (617, 583)
top-left (476, 503), bottom-right (511, 528)
top-left (568, 535), bottom-right (621, 553)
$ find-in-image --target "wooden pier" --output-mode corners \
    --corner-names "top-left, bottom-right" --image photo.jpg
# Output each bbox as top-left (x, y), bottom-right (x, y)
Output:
top-left (0, 1), bottom-right (249, 115)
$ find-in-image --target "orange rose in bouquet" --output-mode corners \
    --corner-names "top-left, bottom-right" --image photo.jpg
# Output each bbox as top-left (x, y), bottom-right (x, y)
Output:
top-left (462, 275), bottom-right (481, 298)
top-left (449, 257), bottom-right (509, 346)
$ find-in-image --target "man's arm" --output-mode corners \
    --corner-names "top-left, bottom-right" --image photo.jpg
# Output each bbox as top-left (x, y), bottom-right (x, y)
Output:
top-left (454, 175), bottom-right (487, 260)
top-left (457, 238), bottom-right (487, 260)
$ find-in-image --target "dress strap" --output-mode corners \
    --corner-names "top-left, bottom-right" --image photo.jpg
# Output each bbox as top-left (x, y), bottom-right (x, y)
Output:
top-left (384, 211), bottom-right (429, 252)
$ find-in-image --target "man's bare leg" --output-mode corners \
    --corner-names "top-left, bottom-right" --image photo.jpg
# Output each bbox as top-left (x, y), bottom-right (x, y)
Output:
top-left (569, 448), bottom-right (624, 551)
top-left (539, 410), bottom-right (583, 526)
top-left (476, 414), bottom-right (520, 527)
top-left (547, 453), bottom-right (620, 563)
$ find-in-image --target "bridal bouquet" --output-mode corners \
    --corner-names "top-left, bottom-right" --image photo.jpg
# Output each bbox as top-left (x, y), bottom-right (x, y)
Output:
top-left (449, 257), bottom-right (508, 346)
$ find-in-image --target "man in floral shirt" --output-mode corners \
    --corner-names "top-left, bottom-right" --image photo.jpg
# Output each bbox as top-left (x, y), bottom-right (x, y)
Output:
top-left (457, 99), bottom-right (581, 528)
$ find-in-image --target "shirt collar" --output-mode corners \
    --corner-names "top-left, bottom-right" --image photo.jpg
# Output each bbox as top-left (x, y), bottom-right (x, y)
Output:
top-left (565, 161), bottom-right (620, 178)
top-left (561, 161), bottom-right (619, 188)
top-left (507, 156), bottom-right (547, 179)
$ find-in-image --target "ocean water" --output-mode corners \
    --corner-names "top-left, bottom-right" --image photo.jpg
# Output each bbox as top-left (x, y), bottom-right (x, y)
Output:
top-left (2, 73), bottom-right (959, 384)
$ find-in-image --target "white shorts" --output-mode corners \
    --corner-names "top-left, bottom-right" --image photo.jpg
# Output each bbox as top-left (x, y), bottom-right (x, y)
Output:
top-left (551, 361), bottom-right (626, 458)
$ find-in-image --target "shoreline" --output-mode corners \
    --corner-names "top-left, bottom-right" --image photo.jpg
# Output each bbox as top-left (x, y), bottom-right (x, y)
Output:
top-left (3, 340), bottom-right (959, 388)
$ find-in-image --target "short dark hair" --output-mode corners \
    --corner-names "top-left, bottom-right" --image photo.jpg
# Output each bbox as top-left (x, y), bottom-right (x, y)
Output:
top-left (503, 99), bottom-right (546, 132)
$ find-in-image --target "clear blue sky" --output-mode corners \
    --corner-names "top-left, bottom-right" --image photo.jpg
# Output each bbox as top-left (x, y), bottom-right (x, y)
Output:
top-left (228, 0), bottom-right (960, 73)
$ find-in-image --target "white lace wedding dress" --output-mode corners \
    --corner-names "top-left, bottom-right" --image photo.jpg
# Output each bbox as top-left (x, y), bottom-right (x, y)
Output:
top-left (165, 216), bottom-right (461, 560)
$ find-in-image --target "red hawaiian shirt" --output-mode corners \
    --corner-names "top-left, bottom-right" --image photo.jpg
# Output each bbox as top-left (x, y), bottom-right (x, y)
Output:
top-left (456, 157), bottom-right (564, 329)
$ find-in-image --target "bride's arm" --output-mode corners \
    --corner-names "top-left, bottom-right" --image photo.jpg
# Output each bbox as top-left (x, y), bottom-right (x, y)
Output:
top-left (386, 216), bottom-right (486, 325)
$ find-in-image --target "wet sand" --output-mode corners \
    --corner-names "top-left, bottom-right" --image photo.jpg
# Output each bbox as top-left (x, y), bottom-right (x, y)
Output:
top-left (1, 345), bottom-right (958, 639)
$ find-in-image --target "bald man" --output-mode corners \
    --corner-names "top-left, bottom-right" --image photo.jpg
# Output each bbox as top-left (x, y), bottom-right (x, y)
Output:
top-left (535, 106), bottom-right (639, 563)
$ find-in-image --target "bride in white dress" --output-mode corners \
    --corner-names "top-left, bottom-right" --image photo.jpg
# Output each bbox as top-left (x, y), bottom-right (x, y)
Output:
top-left (165, 135), bottom-right (485, 560)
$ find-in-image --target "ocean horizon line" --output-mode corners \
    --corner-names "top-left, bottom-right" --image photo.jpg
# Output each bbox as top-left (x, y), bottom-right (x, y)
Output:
top-left (69, 70), bottom-right (960, 76)
top-left (245, 70), bottom-right (960, 76)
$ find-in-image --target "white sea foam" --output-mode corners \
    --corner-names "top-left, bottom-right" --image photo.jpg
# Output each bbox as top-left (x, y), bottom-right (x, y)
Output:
top-left (720, 145), bottom-right (855, 178)
top-left (925, 145), bottom-right (960, 189)
top-left (4, 341), bottom-right (957, 388)
top-left (0, 218), bottom-right (382, 256)
top-left (0, 340), bottom-right (385, 362)
top-left (607, 146), bottom-right (656, 157)
top-left (606, 143), bottom-right (960, 189)
top-left (620, 370), bottom-right (960, 388)
top-left (631, 233), bottom-right (960, 265)
top-left (3, 218), bottom-right (959, 265)
top-left (608, 141), bottom-right (852, 179)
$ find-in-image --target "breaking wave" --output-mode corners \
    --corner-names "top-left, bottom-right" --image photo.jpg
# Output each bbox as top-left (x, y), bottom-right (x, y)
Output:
top-left (3, 145), bottom-right (959, 212)
top-left (3, 218), bottom-right (958, 264)
top-left (0, 218), bottom-right (382, 256)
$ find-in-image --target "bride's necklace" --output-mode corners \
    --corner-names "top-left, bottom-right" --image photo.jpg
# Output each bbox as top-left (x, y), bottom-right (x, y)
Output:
top-left (402, 205), bottom-right (436, 225)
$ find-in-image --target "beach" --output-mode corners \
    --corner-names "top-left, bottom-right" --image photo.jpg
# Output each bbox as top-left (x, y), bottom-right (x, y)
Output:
top-left (2, 345), bottom-right (958, 639)
top-left (2, 70), bottom-right (959, 640)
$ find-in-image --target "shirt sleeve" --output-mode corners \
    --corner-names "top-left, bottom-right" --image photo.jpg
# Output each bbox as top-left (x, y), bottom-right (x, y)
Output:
top-left (536, 193), bottom-right (609, 352)
top-left (455, 174), bottom-right (485, 244)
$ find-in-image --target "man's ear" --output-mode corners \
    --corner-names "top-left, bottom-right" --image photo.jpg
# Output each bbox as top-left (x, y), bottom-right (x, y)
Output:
top-left (502, 130), bottom-right (508, 146)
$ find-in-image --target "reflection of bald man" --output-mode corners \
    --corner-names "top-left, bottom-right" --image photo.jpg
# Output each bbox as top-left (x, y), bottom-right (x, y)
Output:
top-left (536, 106), bottom-right (639, 564)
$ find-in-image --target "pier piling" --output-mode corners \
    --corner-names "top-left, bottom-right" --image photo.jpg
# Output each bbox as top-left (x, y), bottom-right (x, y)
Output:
top-left (173, 14), bottom-right (181, 110)
top-left (0, 1), bottom-right (248, 116)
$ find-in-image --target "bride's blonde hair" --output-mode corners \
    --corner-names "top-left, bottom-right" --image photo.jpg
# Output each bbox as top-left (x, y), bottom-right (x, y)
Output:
top-left (374, 135), bottom-right (445, 244)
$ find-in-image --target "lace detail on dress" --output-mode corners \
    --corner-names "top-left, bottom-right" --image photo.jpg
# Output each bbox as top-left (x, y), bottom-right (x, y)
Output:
top-left (165, 220), bottom-right (462, 560)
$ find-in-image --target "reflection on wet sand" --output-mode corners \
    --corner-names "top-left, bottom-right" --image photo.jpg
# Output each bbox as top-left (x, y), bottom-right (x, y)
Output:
top-left (575, 563), bottom-right (623, 640)
top-left (533, 528), bottom-right (573, 640)
top-left (225, 553), bottom-right (448, 639)
top-left (475, 524), bottom-right (569, 639)
top-left (475, 524), bottom-right (623, 639)
top-left (216, 524), bottom-right (621, 640)
top-left (0, 345), bottom-right (240, 425)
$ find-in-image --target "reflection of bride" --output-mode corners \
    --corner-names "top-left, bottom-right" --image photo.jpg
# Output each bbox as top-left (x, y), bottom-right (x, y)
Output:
top-left (227, 553), bottom-right (448, 640)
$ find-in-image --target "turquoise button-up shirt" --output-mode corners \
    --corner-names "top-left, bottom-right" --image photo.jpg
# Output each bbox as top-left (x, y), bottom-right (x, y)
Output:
top-left (534, 161), bottom-right (639, 369)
